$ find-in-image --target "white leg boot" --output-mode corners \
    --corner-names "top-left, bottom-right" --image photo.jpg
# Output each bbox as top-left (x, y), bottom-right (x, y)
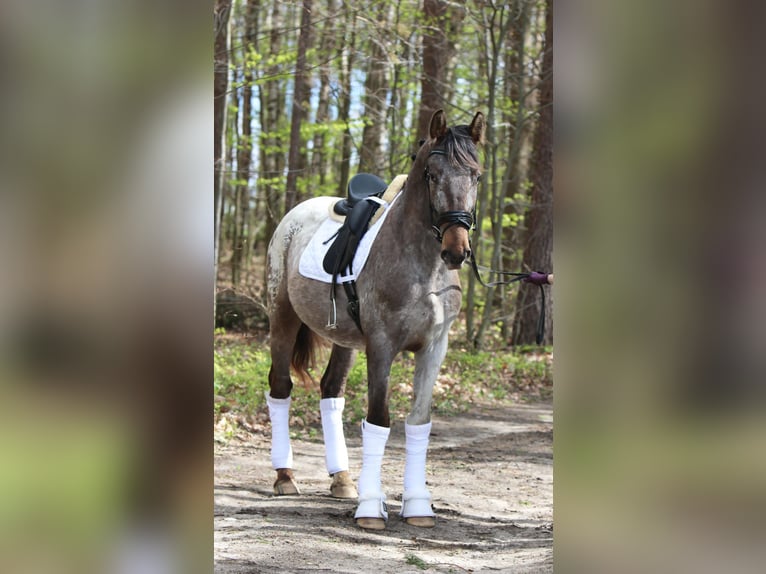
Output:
top-left (267, 393), bottom-right (299, 495)
top-left (401, 421), bottom-right (435, 525)
top-left (354, 419), bottom-right (390, 529)
top-left (320, 398), bottom-right (357, 498)
top-left (320, 397), bottom-right (349, 474)
top-left (267, 393), bottom-right (293, 469)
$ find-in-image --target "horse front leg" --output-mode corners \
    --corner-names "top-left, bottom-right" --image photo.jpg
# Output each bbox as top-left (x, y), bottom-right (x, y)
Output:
top-left (354, 345), bottom-right (395, 530)
top-left (400, 331), bottom-right (450, 527)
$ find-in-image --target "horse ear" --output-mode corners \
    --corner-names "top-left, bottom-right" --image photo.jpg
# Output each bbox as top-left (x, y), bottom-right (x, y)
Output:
top-left (469, 112), bottom-right (486, 145)
top-left (429, 109), bottom-right (448, 140)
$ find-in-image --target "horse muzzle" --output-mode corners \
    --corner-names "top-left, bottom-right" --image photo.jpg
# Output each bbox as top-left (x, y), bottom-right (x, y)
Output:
top-left (441, 248), bottom-right (469, 269)
top-left (434, 210), bottom-right (474, 270)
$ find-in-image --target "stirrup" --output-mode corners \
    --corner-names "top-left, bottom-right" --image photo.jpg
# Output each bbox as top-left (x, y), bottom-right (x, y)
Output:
top-left (326, 292), bottom-right (338, 329)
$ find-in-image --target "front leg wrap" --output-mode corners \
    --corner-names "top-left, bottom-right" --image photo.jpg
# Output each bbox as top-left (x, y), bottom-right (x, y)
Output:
top-left (401, 421), bottom-right (435, 519)
top-left (354, 420), bottom-right (390, 522)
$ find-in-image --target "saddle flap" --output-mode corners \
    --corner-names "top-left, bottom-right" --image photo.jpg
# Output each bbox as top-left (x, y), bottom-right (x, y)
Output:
top-left (322, 199), bottom-right (381, 276)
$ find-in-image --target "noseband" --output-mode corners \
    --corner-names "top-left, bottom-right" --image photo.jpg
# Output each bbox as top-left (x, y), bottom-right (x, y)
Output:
top-left (424, 149), bottom-right (475, 242)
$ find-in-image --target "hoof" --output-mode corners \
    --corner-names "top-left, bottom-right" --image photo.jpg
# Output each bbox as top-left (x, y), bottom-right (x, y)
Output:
top-left (356, 517), bottom-right (386, 530)
top-left (330, 471), bottom-right (358, 499)
top-left (404, 516), bottom-right (436, 528)
top-left (354, 493), bottom-right (388, 530)
top-left (273, 469), bottom-right (300, 496)
top-left (401, 489), bottom-right (435, 527)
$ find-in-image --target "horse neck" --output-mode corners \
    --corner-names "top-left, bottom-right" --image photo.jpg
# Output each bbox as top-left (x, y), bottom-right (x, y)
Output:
top-left (390, 168), bottom-right (441, 266)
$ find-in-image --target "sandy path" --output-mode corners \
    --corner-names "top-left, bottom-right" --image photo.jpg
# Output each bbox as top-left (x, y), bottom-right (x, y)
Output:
top-left (215, 403), bottom-right (552, 573)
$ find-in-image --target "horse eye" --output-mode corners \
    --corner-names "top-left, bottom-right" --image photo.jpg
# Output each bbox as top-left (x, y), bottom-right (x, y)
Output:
top-left (476, 174), bottom-right (483, 183)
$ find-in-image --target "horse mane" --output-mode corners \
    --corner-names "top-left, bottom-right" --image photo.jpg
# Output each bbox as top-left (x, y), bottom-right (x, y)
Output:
top-left (431, 125), bottom-right (482, 172)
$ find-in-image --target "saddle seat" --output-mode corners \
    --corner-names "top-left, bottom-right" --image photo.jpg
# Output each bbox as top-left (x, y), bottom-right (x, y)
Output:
top-left (333, 173), bottom-right (388, 216)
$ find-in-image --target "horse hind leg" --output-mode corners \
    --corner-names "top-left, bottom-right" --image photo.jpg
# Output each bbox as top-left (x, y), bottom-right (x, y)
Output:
top-left (267, 301), bottom-right (306, 496)
top-left (320, 345), bottom-right (358, 499)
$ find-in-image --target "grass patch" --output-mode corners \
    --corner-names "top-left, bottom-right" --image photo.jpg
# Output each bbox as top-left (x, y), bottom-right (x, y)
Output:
top-left (405, 552), bottom-right (429, 570)
top-left (214, 329), bottom-right (552, 439)
top-left (214, 333), bottom-right (271, 416)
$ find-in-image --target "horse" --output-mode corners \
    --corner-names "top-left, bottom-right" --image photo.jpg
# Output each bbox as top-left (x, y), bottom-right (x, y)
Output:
top-left (265, 109), bottom-right (486, 530)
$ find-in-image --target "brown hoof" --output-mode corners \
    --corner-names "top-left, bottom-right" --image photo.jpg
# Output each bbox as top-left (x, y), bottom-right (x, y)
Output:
top-left (330, 471), bottom-right (358, 499)
top-left (273, 468), bottom-right (300, 495)
top-left (404, 516), bottom-right (436, 528)
top-left (356, 517), bottom-right (386, 530)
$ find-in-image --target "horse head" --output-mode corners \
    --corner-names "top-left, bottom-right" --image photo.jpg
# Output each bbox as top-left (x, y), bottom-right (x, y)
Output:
top-left (422, 109), bottom-right (485, 270)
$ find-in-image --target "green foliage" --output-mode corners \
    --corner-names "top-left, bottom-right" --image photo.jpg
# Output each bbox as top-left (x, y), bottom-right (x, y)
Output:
top-left (214, 331), bottom-right (552, 439)
top-left (502, 212), bottom-right (523, 228)
top-left (405, 553), bottom-right (429, 570)
top-left (213, 337), bottom-right (271, 415)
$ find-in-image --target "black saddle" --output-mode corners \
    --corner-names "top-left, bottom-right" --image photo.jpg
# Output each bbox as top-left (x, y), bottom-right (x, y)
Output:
top-left (322, 173), bottom-right (389, 332)
top-left (332, 173), bottom-right (388, 216)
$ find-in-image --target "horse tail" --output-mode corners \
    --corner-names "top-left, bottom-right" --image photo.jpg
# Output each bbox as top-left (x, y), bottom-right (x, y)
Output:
top-left (291, 323), bottom-right (321, 383)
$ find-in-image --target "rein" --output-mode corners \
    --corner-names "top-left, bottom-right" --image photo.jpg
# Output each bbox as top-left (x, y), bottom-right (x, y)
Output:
top-left (424, 147), bottom-right (550, 345)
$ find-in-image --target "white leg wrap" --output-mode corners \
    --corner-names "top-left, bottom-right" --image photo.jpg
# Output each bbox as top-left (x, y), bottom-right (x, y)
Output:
top-left (320, 397), bottom-right (349, 475)
top-left (401, 421), bottom-right (435, 518)
top-left (354, 419), bottom-right (390, 520)
top-left (266, 393), bottom-right (293, 469)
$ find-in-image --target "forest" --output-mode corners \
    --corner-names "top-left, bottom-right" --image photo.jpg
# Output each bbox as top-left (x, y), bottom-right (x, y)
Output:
top-left (214, 0), bottom-right (552, 348)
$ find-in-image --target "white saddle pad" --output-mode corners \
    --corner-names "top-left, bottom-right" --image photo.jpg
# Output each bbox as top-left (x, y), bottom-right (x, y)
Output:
top-left (298, 193), bottom-right (400, 284)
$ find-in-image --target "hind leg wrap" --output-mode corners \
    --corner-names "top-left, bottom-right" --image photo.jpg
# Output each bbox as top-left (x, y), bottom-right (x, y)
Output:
top-left (320, 397), bottom-right (349, 475)
top-left (267, 393), bottom-right (293, 469)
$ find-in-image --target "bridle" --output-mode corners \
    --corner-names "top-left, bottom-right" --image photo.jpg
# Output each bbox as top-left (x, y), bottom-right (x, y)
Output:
top-left (423, 146), bottom-right (550, 345)
top-left (424, 148), bottom-right (476, 243)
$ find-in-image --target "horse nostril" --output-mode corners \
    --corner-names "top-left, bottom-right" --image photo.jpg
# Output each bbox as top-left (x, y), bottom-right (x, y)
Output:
top-left (441, 249), bottom-right (467, 269)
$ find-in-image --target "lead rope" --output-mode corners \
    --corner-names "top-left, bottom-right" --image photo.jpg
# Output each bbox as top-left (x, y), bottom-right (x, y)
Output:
top-left (468, 253), bottom-right (550, 345)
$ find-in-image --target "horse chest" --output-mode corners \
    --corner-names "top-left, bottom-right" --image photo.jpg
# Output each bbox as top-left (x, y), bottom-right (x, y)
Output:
top-left (391, 285), bottom-right (460, 344)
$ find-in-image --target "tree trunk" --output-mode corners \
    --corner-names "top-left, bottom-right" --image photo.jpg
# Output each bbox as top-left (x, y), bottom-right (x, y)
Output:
top-left (224, 62), bottom-right (239, 253)
top-left (284, 0), bottom-right (314, 212)
top-left (499, 0), bottom-right (532, 338)
top-left (257, 0), bottom-right (286, 275)
top-left (512, 0), bottom-right (553, 346)
top-left (416, 0), bottom-right (466, 140)
top-left (214, 0), bottom-right (232, 291)
top-left (474, 2), bottom-right (513, 349)
top-left (387, 0), bottom-right (417, 179)
top-left (337, 4), bottom-right (357, 197)
top-left (231, 0), bottom-right (258, 285)
top-left (358, 3), bottom-right (391, 175)
top-left (310, 0), bottom-right (338, 193)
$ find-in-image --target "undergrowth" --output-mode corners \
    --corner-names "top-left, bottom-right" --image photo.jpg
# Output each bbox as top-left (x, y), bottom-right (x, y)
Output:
top-left (214, 328), bottom-right (552, 442)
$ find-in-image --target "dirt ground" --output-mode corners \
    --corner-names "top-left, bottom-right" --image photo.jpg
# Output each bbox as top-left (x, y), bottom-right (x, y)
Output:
top-left (214, 402), bottom-right (552, 573)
